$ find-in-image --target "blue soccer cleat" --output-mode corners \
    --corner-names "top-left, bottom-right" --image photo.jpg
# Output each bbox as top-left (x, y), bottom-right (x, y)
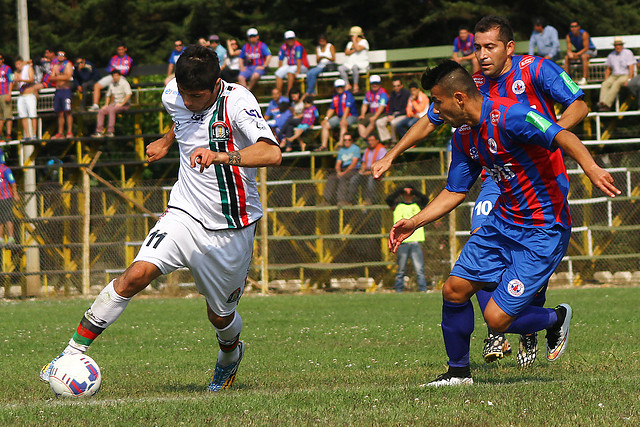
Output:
top-left (207, 341), bottom-right (245, 392)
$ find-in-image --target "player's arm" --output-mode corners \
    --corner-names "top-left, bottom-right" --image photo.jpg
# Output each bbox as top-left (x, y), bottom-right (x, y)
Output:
top-left (553, 129), bottom-right (620, 197)
top-left (389, 189), bottom-right (466, 253)
top-left (371, 114), bottom-right (438, 179)
top-left (146, 123), bottom-right (175, 162)
top-left (191, 138), bottom-right (281, 172)
top-left (10, 182), bottom-right (19, 201)
top-left (557, 98), bottom-right (588, 130)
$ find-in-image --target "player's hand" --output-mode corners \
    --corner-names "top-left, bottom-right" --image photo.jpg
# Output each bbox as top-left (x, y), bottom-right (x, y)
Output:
top-left (388, 218), bottom-right (417, 253)
top-left (146, 137), bottom-right (172, 163)
top-left (586, 165), bottom-right (621, 197)
top-left (371, 155), bottom-right (392, 180)
top-left (190, 147), bottom-right (224, 173)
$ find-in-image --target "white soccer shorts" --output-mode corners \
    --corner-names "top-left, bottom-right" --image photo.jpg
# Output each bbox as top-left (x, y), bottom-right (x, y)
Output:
top-left (17, 94), bottom-right (37, 118)
top-left (134, 208), bottom-right (256, 316)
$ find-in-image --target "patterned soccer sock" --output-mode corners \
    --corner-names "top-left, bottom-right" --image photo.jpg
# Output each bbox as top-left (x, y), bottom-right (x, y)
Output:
top-left (504, 305), bottom-right (558, 335)
top-left (216, 312), bottom-right (243, 366)
top-left (441, 300), bottom-right (474, 367)
top-left (66, 280), bottom-right (132, 353)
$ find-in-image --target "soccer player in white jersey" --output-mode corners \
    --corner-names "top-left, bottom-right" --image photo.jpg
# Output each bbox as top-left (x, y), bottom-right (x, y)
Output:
top-left (40, 45), bottom-right (281, 392)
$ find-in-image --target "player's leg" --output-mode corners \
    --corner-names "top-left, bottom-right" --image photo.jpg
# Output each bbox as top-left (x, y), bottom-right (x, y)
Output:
top-left (194, 223), bottom-right (255, 392)
top-left (476, 289), bottom-right (512, 362)
top-left (427, 275), bottom-right (483, 387)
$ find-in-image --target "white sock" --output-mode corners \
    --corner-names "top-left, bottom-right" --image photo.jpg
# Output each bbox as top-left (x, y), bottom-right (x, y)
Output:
top-left (216, 312), bottom-right (242, 366)
top-left (86, 280), bottom-right (132, 328)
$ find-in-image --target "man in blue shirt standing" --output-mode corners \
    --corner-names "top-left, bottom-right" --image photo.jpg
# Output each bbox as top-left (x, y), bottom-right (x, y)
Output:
top-left (321, 133), bottom-right (360, 205)
top-left (528, 18), bottom-right (560, 61)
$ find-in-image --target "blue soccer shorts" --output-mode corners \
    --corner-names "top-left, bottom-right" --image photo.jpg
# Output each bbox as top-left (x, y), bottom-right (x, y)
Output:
top-left (451, 214), bottom-right (571, 317)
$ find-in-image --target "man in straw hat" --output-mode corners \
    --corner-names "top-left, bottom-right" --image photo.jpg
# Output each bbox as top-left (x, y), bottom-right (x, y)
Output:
top-left (597, 36), bottom-right (636, 111)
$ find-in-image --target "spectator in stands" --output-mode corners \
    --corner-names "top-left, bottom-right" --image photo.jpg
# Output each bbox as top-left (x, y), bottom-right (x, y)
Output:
top-left (452, 26), bottom-right (480, 73)
top-left (280, 87), bottom-right (304, 140)
top-left (396, 82), bottom-right (429, 139)
top-left (281, 95), bottom-right (318, 151)
top-left (376, 78), bottom-right (410, 145)
top-left (350, 133), bottom-right (387, 205)
top-left (0, 148), bottom-right (19, 245)
top-left (209, 35), bottom-right (227, 66)
top-left (13, 57), bottom-right (38, 141)
top-left (50, 51), bottom-right (74, 139)
top-left (197, 37), bottom-right (210, 48)
top-left (264, 88), bottom-right (288, 121)
top-left (317, 78), bottom-right (358, 151)
top-left (338, 26), bottom-right (370, 94)
top-left (266, 101), bottom-right (292, 141)
top-left (626, 59), bottom-right (640, 107)
top-left (321, 133), bottom-right (360, 206)
top-left (597, 37), bottom-right (636, 112)
top-left (221, 38), bottom-right (241, 83)
top-left (358, 75), bottom-right (388, 139)
top-left (528, 17), bottom-right (560, 61)
top-left (41, 48), bottom-right (56, 76)
top-left (91, 70), bottom-right (132, 138)
top-left (90, 43), bottom-right (133, 111)
top-left (275, 31), bottom-right (309, 93)
top-left (0, 53), bottom-right (14, 142)
top-left (385, 184), bottom-right (430, 292)
top-left (164, 40), bottom-right (185, 85)
top-left (73, 57), bottom-right (100, 110)
top-left (238, 28), bottom-right (272, 91)
top-left (564, 20), bottom-right (597, 85)
top-left (305, 34), bottom-right (336, 95)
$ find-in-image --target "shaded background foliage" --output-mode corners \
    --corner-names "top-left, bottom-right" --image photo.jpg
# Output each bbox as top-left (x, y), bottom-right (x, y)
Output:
top-left (0, 0), bottom-right (639, 67)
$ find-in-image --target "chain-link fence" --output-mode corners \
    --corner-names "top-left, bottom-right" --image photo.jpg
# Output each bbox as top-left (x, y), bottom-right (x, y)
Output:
top-left (2, 149), bottom-right (640, 297)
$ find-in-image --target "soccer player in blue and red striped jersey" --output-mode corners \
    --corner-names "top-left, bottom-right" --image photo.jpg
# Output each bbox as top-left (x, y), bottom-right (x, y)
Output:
top-left (389, 61), bottom-right (619, 387)
top-left (238, 28), bottom-right (272, 91)
top-left (373, 15), bottom-right (590, 368)
top-left (90, 43), bottom-right (133, 111)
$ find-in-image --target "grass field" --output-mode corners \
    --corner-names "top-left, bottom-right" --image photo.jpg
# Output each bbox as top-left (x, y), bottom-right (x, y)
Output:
top-left (1, 287), bottom-right (639, 426)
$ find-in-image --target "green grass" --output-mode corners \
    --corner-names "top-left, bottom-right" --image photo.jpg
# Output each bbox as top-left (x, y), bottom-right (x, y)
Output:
top-left (1, 288), bottom-right (639, 426)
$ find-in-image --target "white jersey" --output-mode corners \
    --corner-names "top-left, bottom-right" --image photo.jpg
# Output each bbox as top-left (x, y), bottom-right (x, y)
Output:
top-left (162, 79), bottom-right (277, 230)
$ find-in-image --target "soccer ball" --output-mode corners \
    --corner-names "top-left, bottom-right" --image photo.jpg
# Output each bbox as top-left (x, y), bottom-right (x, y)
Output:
top-left (49, 354), bottom-right (102, 398)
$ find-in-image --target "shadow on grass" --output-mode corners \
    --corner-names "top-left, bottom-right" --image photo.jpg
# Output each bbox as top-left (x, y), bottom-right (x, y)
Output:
top-left (480, 375), bottom-right (555, 385)
top-left (156, 382), bottom-right (248, 393)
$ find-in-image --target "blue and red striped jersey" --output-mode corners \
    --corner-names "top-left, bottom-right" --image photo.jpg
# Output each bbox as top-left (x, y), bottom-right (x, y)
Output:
top-left (444, 97), bottom-right (570, 229)
top-left (363, 88), bottom-right (389, 115)
top-left (472, 55), bottom-right (583, 121)
top-left (0, 164), bottom-right (16, 200)
top-left (300, 105), bottom-right (318, 126)
top-left (106, 55), bottom-right (133, 76)
top-left (331, 91), bottom-right (357, 117)
top-left (453, 34), bottom-right (475, 56)
top-left (0, 65), bottom-right (14, 95)
top-left (278, 41), bottom-right (310, 68)
top-left (240, 41), bottom-right (271, 67)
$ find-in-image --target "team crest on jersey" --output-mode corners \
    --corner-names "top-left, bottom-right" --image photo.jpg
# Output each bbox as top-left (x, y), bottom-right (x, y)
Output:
top-left (488, 138), bottom-right (498, 154)
top-left (507, 279), bottom-right (525, 297)
top-left (458, 124), bottom-right (471, 135)
top-left (512, 79), bottom-right (526, 95)
top-left (519, 57), bottom-right (535, 69)
top-left (211, 121), bottom-right (230, 142)
top-left (227, 287), bottom-right (242, 303)
top-left (490, 110), bottom-right (500, 125)
top-left (469, 146), bottom-right (479, 160)
top-left (473, 75), bottom-right (485, 86)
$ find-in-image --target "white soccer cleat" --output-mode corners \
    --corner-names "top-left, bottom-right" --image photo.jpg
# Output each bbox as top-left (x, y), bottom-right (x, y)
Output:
top-left (546, 303), bottom-right (572, 361)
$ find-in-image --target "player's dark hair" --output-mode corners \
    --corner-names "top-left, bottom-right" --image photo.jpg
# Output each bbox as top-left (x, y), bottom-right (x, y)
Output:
top-left (570, 19), bottom-right (580, 26)
top-left (533, 17), bottom-right (546, 27)
top-left (409, 82), bottom-right (419, 89)
top-left (116, 42), bottom-right (127, 49)
top-left (421, 60), bottom-right (478, 96)
top-left (110, 69), bottom-right (122, 76)
top-left (475, 15), bottom-right (514, 46)
top-left (175, 45), bottom-right (220, 91)
top-left (458, 25), bottom-right (470, 32)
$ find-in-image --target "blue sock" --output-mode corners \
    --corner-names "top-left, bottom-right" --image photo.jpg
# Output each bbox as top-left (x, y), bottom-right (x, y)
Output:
top-left (505, 306), bottom-right (558, 334)
top-left (441, 300), bottom-right (474, 367)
